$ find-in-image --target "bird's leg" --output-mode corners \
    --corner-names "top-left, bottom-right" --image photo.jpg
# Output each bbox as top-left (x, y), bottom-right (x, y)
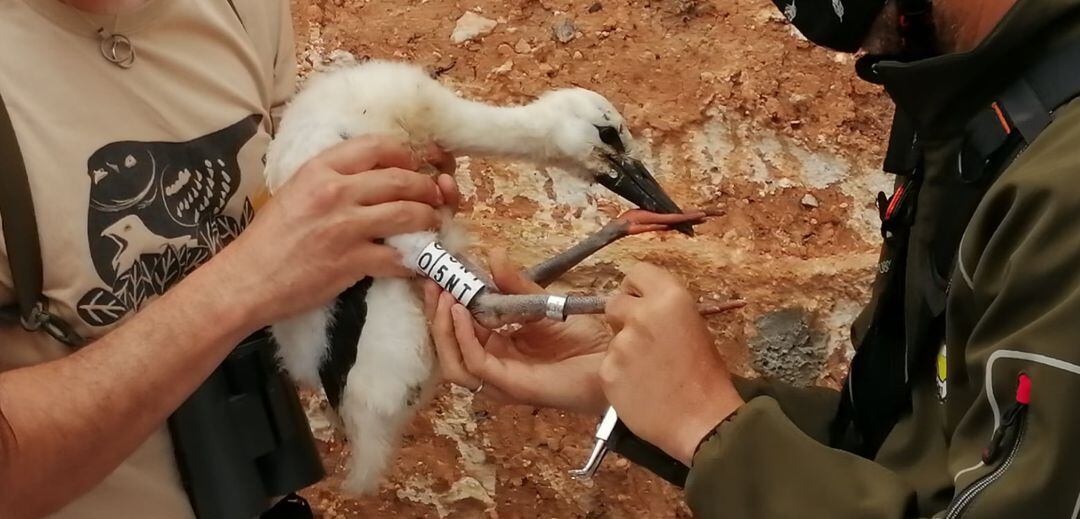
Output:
top-left (468, 292), bottom-right (745, 329)
top-left (525, 209), bottom-right (710, 288)
top-left (465, 209), bottom-right (744, 328)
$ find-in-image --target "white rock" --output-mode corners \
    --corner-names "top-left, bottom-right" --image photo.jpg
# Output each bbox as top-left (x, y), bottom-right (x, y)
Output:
top-left (452, 12), bottom-right (498, 44)
top-left (491, 59), bottom-right (514, 75)
top-left (801, 193), bottom-right (820, 208)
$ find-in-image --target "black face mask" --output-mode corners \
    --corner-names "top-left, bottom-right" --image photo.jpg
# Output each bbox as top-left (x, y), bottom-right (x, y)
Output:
top-left (773, 0), bottom-right (888, 52)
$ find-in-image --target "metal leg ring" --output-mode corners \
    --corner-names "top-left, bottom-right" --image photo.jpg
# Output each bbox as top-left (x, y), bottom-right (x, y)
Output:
top-left (545, 295), bottom-right (568, 321)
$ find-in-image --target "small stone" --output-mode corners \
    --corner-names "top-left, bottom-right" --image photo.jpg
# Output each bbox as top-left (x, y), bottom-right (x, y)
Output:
top-left (552, 19), bottom-right (577, 43)
top-left (513, 38), bottom-right (531, 54)
top-left (451, 12), bottom-right (498, 44)
top-left (801, 194), bottom-right (819, 208)
top-left (588, 2), bottom-right (603, 13)
top-left (615, 458), bottom-right (630, 469)
top-left (573, 51), bottom-right (584, 59)
top-left (491, 59), bottom-right (514, 75)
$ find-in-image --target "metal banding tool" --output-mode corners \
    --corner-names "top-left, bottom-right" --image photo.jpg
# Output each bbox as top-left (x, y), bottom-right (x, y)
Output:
top-left (569, 407), bottom-right (620, 479)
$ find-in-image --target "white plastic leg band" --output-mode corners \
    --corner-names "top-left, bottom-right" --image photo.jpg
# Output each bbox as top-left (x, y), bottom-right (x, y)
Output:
top-left (415, 241), bottom-right (486, 306)
top-left (545, 295), bottom-right (568, 321)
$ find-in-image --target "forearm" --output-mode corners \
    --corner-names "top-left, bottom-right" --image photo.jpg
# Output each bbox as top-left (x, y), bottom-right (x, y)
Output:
top-left (731, 376), bottom-right (841, 445)
top-left (0, 250), bottom-right (262, 518)
top-left (687, 397), bottom-right (917, 518)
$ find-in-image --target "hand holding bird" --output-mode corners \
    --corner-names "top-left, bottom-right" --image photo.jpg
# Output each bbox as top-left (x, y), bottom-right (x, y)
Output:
top-left (224, 136), bottom-right (454, 327)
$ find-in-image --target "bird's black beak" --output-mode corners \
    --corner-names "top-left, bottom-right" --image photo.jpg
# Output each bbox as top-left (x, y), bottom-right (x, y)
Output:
top-left (598, 155), bottom-right (694, 235)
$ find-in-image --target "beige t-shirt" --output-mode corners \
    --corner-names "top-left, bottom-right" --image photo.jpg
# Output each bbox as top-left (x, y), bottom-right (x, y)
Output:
top-left (0, 0), bottom-right (296, 517)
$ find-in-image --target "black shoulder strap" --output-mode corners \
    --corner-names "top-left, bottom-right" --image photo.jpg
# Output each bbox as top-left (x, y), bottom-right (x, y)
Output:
top-left (0, 91), bottom-right (45, 325)
top-left (0, 91), bottom-right (84, 346)
top-left (957, 40), bottom-right (1080, 183)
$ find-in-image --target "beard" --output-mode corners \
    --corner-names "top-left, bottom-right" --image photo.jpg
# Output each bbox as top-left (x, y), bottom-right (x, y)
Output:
top-left (861, 2), bottom-right (904, 55)
top-left (860, 0), bottom-right (970, 56)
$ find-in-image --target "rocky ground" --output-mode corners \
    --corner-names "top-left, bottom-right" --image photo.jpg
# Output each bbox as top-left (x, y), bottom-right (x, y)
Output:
top-left (288, 0), bottom-right (894, 516)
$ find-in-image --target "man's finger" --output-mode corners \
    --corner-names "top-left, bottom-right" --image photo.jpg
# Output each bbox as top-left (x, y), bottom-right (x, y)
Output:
top-left (471, 315), bottom-right (494, 344)
top-left (451, 304), bottom-right (508, 385)
top-left (489, 249), bottom-right (545, 295)
top-left (437, 174), bottom-right (461, 212)
top-left (451, 304), bottom-right (536, 402)
top-left (604, 293), bottom-right (636, 332)
top-left (432, 293), bottom-right (481, 388)
top-left (353, 202), bottom-right (440, 239)
top-left (346, 243), bottom-right (413, 278)
top-left (317, 136), bottom-right (419, 174)
top-left (346, 169), bottom-right (443, 207)
top-left (422, 280), bottom-right (442, 320)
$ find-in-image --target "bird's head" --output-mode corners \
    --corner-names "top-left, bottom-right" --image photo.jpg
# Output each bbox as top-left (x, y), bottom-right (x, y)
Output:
top-left (100, 214), bottom-right (145, 241)
top-left (87, 145), bottom-right (157, 212)
top-left (100, 214), bottom-right (145, 271)
top-left (532, 88), bottom-right (690, 232)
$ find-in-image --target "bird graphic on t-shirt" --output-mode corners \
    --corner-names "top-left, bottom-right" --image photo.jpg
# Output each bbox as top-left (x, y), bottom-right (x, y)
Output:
top-left (100, 214), bottom-right (200, 274)
top-left (85, 114), bottom-right (262, 283)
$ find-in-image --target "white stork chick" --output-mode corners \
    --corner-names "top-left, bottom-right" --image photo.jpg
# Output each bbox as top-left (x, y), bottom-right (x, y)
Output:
top-left (264, 60), bottom-right (685, 493)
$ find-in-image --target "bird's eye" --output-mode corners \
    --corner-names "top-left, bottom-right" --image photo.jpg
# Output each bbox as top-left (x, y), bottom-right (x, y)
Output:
top-left (595, 125), bottom-right (625, 153)
top-left (124, 155), bottom-right (137, 168)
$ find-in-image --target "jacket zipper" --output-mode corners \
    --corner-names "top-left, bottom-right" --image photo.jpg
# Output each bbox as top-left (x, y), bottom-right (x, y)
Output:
top-left (944, 374), bottom-right (1031, 519)
top-left (944, 414), bottom-right (1026, 519)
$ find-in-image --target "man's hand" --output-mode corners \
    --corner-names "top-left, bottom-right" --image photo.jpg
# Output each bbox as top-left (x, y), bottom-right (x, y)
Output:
top-left (223, 137), bottom-right (456, 327)
top-left (423, 249), bottom-right (610, 414)
top-left (603, 263), bottom-right (744, 466)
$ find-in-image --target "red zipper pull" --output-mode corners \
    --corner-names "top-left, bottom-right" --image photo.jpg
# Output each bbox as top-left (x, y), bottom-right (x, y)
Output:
top-left (982, 373), bottom-right (1031, 464)
top-left (885, 183), bottom-right (907, 221)
top-left (1015, 372), bottom-right (1031, 405)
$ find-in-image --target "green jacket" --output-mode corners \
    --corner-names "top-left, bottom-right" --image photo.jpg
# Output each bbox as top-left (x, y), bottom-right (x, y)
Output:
top-left (685, 1), bottom-right (1080, 517)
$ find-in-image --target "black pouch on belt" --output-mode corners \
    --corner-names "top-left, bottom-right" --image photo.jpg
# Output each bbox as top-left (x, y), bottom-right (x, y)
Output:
top-left (169, 329), bottom-right (325, 519)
